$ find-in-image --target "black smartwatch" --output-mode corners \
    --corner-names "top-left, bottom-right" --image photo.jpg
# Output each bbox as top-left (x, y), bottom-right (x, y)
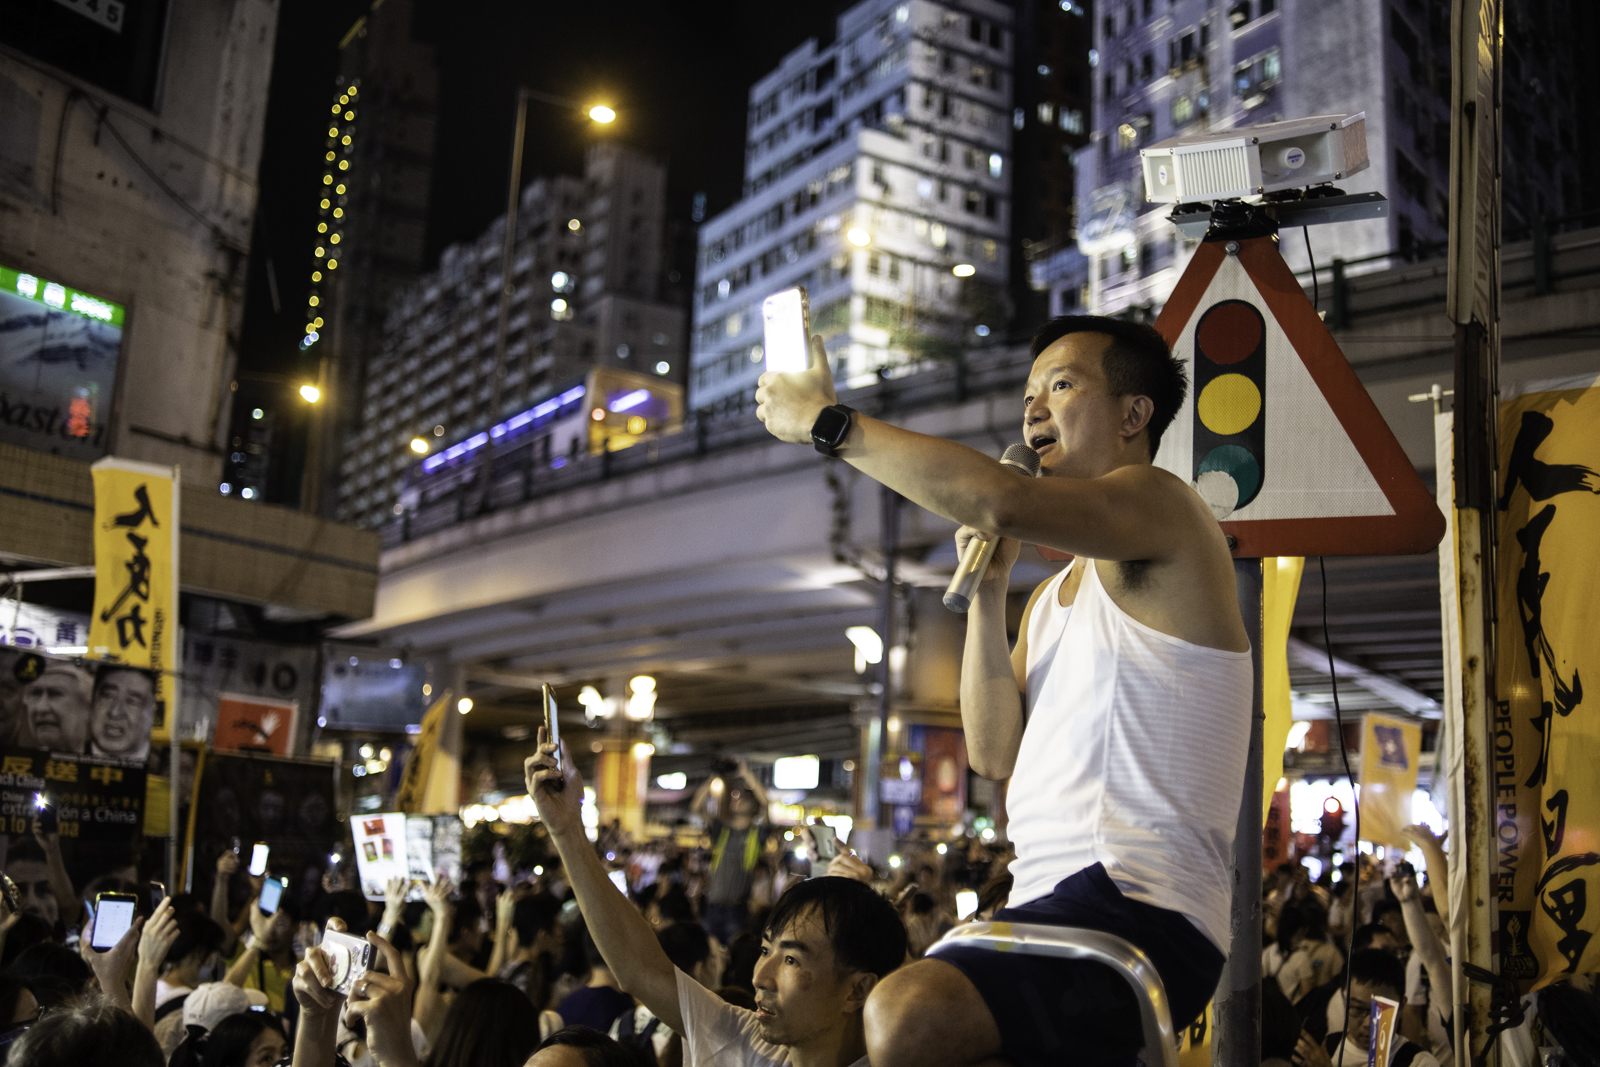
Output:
top-left (810, 404), bottom-right (857, 457)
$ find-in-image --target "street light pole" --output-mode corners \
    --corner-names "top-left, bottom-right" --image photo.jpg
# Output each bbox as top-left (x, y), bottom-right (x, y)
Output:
top-left (479, 87), bottom-right (531, 513)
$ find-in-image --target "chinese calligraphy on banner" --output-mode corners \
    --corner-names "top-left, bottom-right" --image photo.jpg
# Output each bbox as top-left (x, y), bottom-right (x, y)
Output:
top-left (1493, 381), bottom-right (1600, 989)
top-left (88, 458), bottom-right (178, 750)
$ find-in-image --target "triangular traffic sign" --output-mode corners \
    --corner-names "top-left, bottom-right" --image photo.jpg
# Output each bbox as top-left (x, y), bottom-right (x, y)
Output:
top-left (1151, 235), bottom-right (1445, 558)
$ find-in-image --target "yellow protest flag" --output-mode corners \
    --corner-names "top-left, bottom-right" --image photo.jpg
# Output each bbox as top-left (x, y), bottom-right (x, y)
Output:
top-left (1263, 556), bottom-right (1304, 822)
top-left (1494, 380), bottom-right (1600, 988)
top-left (1359, 712), bottom-right (1421, 850)
top-left (397, 694), bottom-right (459, 814)
top-left (89, 458), bottom-right (179, 743)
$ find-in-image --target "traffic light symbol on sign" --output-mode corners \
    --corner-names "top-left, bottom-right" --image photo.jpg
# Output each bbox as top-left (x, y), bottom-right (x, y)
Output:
top-left (1191, 299), bottom-right (1268, 518)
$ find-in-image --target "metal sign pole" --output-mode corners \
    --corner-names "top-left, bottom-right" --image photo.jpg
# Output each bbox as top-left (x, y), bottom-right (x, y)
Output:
top-left (1214, 558), bottom-right (1264, 1066)
top-left (1445, 1), bottom-right (1502, 1062)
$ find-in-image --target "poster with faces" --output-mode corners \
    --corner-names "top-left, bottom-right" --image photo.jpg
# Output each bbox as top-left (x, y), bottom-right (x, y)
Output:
top-left (352, 812), bottom-right (409, 902)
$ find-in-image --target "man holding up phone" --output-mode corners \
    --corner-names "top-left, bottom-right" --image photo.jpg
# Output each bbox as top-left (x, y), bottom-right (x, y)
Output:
top-left (755, 317), bottom-right (1252, 1067)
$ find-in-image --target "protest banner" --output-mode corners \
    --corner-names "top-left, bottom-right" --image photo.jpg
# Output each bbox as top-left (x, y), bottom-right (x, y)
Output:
top-left (1358, 713), bottom-right (1422, 851)
top-left (189, 752), bottom-right (337, 915)
top-left (88, 458), bottom-right (178, 749)
top-left (0, 745), bottom-right (146, 926)
top-left (1493, 379), bottom-right (1600, 987)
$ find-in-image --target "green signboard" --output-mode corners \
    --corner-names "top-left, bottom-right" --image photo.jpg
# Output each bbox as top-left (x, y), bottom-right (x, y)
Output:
top-left (0, 264), bottom-right (126, 460)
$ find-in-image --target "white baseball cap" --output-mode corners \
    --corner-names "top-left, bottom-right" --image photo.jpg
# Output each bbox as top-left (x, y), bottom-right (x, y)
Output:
top-left (182, 981), bottom-right (269, 1030)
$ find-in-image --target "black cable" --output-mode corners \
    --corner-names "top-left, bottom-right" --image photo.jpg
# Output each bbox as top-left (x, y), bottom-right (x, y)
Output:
top-left (1322, 555), bottom-right (1360, 1063)
top-left (97, 113), bottom-right (236, 246)
top-left (1304, 226), bottom-right (1319, 313)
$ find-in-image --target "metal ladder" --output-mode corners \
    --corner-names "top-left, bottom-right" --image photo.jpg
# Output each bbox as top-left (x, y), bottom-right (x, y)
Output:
top-left (925, 921), bottom-right (1181, 1067)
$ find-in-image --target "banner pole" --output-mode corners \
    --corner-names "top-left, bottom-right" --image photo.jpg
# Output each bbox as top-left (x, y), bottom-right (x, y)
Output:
top-left (169, 465), bottom-right (183, 890)
top-left (1214, 557), bottom-right (1264, 1066)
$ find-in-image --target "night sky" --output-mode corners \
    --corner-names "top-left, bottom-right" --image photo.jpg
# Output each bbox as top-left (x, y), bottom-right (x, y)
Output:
top-left (238, 0), bottom-right (853, 380)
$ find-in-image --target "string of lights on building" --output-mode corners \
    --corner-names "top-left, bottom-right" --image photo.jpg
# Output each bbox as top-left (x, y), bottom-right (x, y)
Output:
top-left (302, 79), bottom-right (360, 350)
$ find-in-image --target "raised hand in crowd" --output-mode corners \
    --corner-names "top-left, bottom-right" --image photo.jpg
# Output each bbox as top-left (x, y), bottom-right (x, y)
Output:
top-left (30, 813), bottom-right (78, 932)
top-left (486, 886), bottom-right (517, 977)
top-left (212, 847), bottom-right (242, 953)
top-left (343, 932), bottom-right (419, 1067)
top-left (827, 849), bottom-right (875, 884)
top-left (80, 903), bottom-right (144, 1013)
top-left (132, 897), bottom-right (179, 1029)
top-left (414, 875), bottom-right (457, 1044)
top-left (291, 916), bottom-right (349, 1067)
top-left (379, 875), bottom-right (409, 938)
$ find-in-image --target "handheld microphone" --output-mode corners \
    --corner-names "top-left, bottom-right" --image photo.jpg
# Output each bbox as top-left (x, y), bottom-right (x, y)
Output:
top-left (943, 444), bottom-right (1041, 613)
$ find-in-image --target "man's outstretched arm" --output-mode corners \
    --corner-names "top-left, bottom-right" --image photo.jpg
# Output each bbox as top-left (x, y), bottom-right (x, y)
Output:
top-left (526, 735), bottom-right (684, 1035)
top-left (753, 341), bottom-right (1196, 562)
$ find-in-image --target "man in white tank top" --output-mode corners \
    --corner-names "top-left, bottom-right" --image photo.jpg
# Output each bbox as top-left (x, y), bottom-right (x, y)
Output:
top-left (756, 316), bottom-right (1252, 1067)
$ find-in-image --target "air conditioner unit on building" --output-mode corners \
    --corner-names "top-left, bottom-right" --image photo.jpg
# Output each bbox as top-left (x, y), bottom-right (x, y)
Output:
top-left (1140, 113), bottom-right (1369, 203)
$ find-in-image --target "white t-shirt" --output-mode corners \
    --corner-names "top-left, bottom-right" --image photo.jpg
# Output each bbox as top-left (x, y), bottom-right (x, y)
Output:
top-left (676, 968), bottom-right (868, 1067)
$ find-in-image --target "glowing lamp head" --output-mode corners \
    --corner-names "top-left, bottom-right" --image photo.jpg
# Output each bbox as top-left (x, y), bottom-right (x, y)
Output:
top-left (457, 697), bottom-right (473, 714)
top-left (951, 263), bottom-right (976, 277)
top-left (588, 105), bottom-right (617, 124)
top-left (299, 384), bottom-right (321, 403)
top-left (1323, 797), bottom-right (1343, 816)
top-left (410, 437), bottom-right (430, 454)
top-left (629, 675), bottom-right (656, 695)
top-left (846, 227), bottom-right (872, 247)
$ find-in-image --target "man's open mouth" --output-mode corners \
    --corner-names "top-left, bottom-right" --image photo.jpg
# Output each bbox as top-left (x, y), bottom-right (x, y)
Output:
top-left (755, 1003), bottom-right (776, 1019)
top-left (1028, 434), bottom-right (1058, 452)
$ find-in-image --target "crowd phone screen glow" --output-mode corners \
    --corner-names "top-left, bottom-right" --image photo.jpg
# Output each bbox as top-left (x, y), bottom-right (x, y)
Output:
top-left (249, 843), bottom-right (269, 877)
top-left (762, 288), bottom-right (811, 373)
top-left (259, 878), bottom-right (285, 915)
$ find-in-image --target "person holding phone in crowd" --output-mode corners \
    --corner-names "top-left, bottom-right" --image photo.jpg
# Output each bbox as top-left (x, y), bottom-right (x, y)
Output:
top-left (755, 317), bottom-right (1253, 1067)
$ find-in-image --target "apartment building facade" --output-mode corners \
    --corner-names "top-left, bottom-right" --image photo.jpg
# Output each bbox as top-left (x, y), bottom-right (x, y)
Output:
top-left (1046, 0), bottom-right (1576, 319)
top-left (691, 0), bottom-right (1015, 412)
top-left (336, 144), bottom-right (682, 529)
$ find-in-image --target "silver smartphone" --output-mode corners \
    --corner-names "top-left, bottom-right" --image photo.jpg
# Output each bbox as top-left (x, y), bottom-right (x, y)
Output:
top-left (542, 683), bottom-right (564, 788)
top-left (762, 286), bottom-right (812, 373)
top-left (320, 926), bottom-right (376, 996)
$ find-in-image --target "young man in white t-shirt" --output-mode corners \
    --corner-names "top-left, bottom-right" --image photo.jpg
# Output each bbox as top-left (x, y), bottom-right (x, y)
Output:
top-left (527, 741), bottom-right (907, 1067)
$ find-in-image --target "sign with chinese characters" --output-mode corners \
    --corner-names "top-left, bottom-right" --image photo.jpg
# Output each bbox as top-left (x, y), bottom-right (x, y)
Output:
top-left (177, 634), bottom-right (318, 744)
top-left (0, 264), bottom-right (124, 461)
top-left (0, 603), bottom-right (92, 653)
top-left (88, 458), bottom-right (178, 745)
top-left (0, 746), bottom-right (147, 906)
top-left (1492, 381), bottom-right (1600, 989)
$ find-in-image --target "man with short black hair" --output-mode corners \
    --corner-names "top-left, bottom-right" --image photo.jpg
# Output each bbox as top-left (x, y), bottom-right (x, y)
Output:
top-left (528, 740), bottom-right (907, 1067)
top-left (152, 910), bottom-right (227, 1052)
top-left (756, 316), bottom-right (1251, 1067)
top-left (87, 665), bottom-right (156, 761)
top-left (1294, 949), bottom-right (1440, 1067)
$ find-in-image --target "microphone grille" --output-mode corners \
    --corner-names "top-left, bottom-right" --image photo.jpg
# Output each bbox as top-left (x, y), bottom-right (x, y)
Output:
top-left (1000, 443), bottom-right (1041, 478)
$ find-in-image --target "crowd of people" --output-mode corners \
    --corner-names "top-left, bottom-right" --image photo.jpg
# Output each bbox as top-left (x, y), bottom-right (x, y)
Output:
top-left (0, 745), bottom-right (1021, 1067)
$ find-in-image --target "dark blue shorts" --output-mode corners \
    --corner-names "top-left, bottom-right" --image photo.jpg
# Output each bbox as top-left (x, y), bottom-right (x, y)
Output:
top-left (934, 863), bottom-right (1225, 1067)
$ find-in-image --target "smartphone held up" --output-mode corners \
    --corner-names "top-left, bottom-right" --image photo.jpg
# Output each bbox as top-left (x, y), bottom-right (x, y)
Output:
top-left (762, 286), bottom-right (812, 374)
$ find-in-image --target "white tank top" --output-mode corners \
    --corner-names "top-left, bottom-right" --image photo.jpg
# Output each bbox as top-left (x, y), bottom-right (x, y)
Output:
top-left (1006, 560), bottom-right (1253, 949)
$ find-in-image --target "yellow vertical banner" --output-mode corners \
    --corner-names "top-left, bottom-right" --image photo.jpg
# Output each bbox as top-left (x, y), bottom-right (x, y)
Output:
top-left (88, 458), bottom-right (179, 745)
top-left (1494, 381), bottom-right (1600, 988)
top-left (1358, 712), bottom-right (1422, 849)
top-left (1262, 556), bottom-right (1304, 822)
top-left (396, 694), bottom-right (451, 813)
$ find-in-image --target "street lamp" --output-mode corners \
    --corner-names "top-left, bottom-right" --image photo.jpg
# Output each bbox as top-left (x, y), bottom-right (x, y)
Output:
top-left (847, 227), bottom-right (873, 247)
top-left (951, 263), bottom-right (976, 277)
top-left (410, 437), bottom-right (430, 454)
top-left (478, 88), bottom-right (620, 513)
top-left (299, 384), bottom-right (322, 403)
